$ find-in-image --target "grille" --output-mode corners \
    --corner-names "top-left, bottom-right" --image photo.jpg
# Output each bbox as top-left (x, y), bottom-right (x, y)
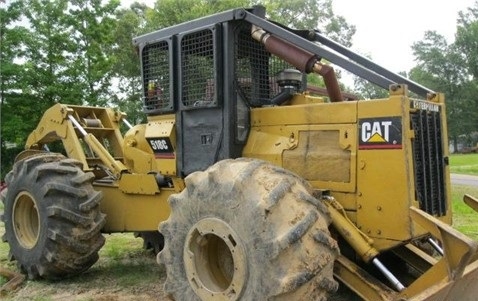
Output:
top-left (234, 24), bottom-right (293, 107)
top-left (142, 41), bottom-right (172, 114)
top-left (411, 109), bottom-right (446, 216)
top-left (180, 29), bottom-right (215, 107)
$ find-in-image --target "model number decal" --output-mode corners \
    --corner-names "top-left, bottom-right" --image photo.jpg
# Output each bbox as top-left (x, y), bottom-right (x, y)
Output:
top-left (150, 139), bottom-right (169, 151)
top-left (147, 138), bottom-right (175, 158)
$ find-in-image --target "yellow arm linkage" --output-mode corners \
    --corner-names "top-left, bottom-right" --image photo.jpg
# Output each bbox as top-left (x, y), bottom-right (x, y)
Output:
top-left (25, 103), bottom-right (128, 178)
top-left (320, 194), bottom-right (406, 294)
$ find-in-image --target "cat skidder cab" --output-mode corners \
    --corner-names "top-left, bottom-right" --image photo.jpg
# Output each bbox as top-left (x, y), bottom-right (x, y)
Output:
top-left (2, 6), bottom-right (478, 301)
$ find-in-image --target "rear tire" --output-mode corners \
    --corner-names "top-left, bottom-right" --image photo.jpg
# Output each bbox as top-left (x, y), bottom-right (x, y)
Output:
top-left (159, 158), bottom-right (339, 300)
top-left (2, 153), bottom-right (106, 279)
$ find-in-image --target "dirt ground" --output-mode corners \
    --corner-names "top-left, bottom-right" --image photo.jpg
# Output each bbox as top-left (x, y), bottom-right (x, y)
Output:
top-left (1, 233), bottom-right (358, 301)
top-left (0, 225), bottom-right (172, 301)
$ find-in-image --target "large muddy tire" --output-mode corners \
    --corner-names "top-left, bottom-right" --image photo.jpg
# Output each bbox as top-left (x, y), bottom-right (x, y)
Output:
top-left (159, 158), bottom-right (339, 301)
top-left (2, 153), bottom-right (106, 279)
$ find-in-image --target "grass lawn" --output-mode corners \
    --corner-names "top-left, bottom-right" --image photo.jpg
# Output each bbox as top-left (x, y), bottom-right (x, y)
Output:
top-left (449, 153), bottom-right (478, 175)
top-left (451, 185), bottom-right (478, 240)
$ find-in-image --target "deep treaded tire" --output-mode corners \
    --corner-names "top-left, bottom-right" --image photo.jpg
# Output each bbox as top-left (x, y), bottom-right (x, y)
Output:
top-left (2, 153), bottom-right (106, 279)
top-left (159, 158), bottom-right (339, 301)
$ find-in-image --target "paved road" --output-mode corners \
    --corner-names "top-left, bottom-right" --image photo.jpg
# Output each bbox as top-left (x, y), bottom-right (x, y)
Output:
top-left (451, 173), bottom-right (478, 187)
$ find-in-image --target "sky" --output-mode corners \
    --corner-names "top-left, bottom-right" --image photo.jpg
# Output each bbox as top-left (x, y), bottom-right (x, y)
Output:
top-left (332, 0), bottom-right (476, 73)
top-left (121, 0), bottom-right (477, 76)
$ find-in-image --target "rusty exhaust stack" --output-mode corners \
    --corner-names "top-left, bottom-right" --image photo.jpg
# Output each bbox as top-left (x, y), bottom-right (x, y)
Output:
top-left (312, 63), bottom-right (343, 102)
top-left (251, 25), bottom-right (343, 102)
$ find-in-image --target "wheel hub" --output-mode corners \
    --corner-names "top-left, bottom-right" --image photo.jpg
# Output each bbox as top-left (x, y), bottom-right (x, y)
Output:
top-left (12, 191), bottom-right (40, 249)
top-left (184, 218), bottom-right (247, 301)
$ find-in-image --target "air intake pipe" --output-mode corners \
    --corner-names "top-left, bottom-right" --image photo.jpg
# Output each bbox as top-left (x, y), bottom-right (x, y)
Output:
top-left (251, 25), bottom-right (343, 102)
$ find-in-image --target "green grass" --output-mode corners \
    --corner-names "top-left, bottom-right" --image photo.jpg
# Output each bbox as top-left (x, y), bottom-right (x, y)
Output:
top-left (449, 153), bottom-right (478, 175)
top-left (451, 184), bottom-right (478, 240)
top-left (95, 234), bottom-right (161, 288)
top-left (100, 233), bottom-right (139, 259)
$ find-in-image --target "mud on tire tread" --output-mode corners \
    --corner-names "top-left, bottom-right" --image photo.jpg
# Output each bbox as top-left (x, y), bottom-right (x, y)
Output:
top-left (2, 153), bottom-right (105, 279)
top-left (159, 158), bottom-right (339, 301)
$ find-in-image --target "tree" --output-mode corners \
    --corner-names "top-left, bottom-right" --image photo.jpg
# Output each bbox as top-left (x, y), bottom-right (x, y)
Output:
top-left (109, 2), bottom-right (150, 124)
top-left (67, 0), bottom-right (120, 106)
top-left (261, 0), bottom-right (355, 47)
top-left (145, 0), bottom-right (249, 32)
top-left (454, 1), bottom-right (478, 147)
top-left (1, 0), bottom-right (78, 179)
top-left (409, 30), bottom-right (476, 150)
top-left (0, 1), bottom-right (25, 105)
top-left (352, 77), bottom-right (389, 100)
top-left (1, 0), bottom-right (121, 178)
top-left (455, 2), bottom-right (478, 79)
top-left (1, 0), bottom-right (30, 179)
top-left (349, 52), bottom-right (392, 100)
top-left (20, 0), bottom-right (78, 105)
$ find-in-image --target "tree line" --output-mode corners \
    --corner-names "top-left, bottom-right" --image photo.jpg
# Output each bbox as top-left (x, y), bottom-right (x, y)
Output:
top-left (409, 3), bottom-right (478, 151)
top-left (1, 0), bottom-right (477, 178)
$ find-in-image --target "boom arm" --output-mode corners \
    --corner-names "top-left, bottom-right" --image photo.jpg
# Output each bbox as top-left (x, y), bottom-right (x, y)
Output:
top-left (24, 103), bottom-right (128, 178)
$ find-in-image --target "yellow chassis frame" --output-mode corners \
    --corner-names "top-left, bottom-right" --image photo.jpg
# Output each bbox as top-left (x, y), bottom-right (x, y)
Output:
top-left (20, 100), bottom-right (478, 300)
